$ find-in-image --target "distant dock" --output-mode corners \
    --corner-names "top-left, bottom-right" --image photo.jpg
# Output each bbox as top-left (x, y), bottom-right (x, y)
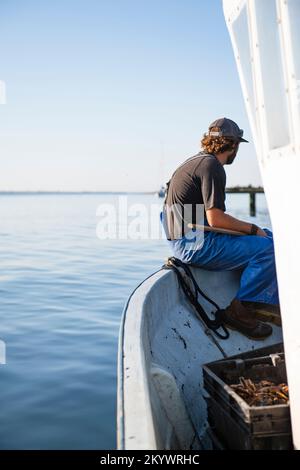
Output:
top-left (226, 185), bottom-right (264, 216)
top-left (157, 185), bottom-right (263, 216)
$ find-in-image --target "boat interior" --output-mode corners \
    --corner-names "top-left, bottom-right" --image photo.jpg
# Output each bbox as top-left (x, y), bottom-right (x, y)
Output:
top-left (118, 266), bottom-right (283, 449)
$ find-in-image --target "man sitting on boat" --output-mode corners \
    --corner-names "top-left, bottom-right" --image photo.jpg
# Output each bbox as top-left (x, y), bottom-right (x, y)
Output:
top-left (162, 117), bottom-right (280, 340)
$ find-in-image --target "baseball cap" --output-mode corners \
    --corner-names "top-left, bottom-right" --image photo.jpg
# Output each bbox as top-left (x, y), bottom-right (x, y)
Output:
top-left (206, 117), bottom-right (249, 143)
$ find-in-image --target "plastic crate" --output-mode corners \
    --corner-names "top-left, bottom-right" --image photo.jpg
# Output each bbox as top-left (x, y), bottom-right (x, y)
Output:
top-left (203, 343), bottom-right (292, 450)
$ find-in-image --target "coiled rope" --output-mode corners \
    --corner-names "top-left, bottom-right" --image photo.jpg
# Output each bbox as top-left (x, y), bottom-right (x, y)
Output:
top-left (163, 257), bottom-right (229, 341)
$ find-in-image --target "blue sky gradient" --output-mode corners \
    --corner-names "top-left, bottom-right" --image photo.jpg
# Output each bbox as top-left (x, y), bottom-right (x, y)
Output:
top-left (0, 0), bottom-right (262, 191)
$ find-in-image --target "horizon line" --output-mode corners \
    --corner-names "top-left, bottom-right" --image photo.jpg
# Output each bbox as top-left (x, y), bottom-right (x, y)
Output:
top-left (0, 185), bottom-right (264, 195)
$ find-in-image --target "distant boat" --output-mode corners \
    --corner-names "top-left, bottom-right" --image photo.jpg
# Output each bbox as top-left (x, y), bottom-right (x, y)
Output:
top-left (157, 186), bottom-right (166, 198)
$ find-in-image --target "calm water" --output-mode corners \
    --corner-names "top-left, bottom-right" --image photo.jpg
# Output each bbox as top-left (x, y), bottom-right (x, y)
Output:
top-left (0, 193), bottom-right (270, 449)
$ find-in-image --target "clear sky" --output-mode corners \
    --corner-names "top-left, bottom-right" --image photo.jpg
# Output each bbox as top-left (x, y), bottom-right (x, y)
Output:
top-left (0, 0), bottom-right (262, 192)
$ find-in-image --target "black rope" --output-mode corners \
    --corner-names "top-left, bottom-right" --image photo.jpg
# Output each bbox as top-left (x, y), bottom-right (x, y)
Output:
top-left (163, 257), bottom-right (229, 340)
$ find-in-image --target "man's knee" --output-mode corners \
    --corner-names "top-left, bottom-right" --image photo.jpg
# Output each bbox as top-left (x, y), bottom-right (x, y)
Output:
top-left (258, 232), bottom-right (274, 247)
top-left (254, 235), bottom-right (275, 260)
top-left (263, 228), bottom-right (273, 238)
top-left (257, 247), bottom-right (277, 275)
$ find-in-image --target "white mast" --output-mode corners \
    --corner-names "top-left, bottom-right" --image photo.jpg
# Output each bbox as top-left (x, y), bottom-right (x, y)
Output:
top-left (223, 0), bottom-right (300, 449)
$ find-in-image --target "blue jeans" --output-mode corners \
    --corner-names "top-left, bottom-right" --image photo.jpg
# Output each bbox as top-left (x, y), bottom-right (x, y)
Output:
top-left (161, 213), bottom-right (279, 305)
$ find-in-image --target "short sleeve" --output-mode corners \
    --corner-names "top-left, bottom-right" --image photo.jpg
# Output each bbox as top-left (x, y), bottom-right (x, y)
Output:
top-left (200, 159), bottom-right (226, 212)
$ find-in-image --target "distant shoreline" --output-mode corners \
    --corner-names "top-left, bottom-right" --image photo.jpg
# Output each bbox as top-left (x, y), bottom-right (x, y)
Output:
top-left (0, 186), bottom-right (264, 195)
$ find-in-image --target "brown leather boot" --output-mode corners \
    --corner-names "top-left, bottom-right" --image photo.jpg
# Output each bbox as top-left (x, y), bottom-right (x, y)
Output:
top-left (242, 301), bottom-right (282, 327)
top-left (220, 299), bottom-right (273, 340)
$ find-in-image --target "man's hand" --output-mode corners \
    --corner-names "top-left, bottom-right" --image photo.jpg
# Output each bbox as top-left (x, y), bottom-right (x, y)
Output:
top-left (256, 227), bottom-right (267, 237)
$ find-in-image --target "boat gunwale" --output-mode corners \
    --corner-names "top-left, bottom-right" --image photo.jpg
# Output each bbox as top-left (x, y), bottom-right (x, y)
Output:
top-left (117, 267), bottom-right (168, 449)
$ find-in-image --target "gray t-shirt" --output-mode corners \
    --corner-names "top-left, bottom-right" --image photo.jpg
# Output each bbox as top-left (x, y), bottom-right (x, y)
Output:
top-left (164, 152), bottom-right (226, 240)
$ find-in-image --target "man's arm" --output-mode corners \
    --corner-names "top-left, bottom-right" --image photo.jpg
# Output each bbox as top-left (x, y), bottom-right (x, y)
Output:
top-left (206, 208), bottom-right (267, 237)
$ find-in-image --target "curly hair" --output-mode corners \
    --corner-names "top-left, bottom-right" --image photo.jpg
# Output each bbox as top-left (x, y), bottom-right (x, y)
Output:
top-left (201, 129), bottom-right (239, 154)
